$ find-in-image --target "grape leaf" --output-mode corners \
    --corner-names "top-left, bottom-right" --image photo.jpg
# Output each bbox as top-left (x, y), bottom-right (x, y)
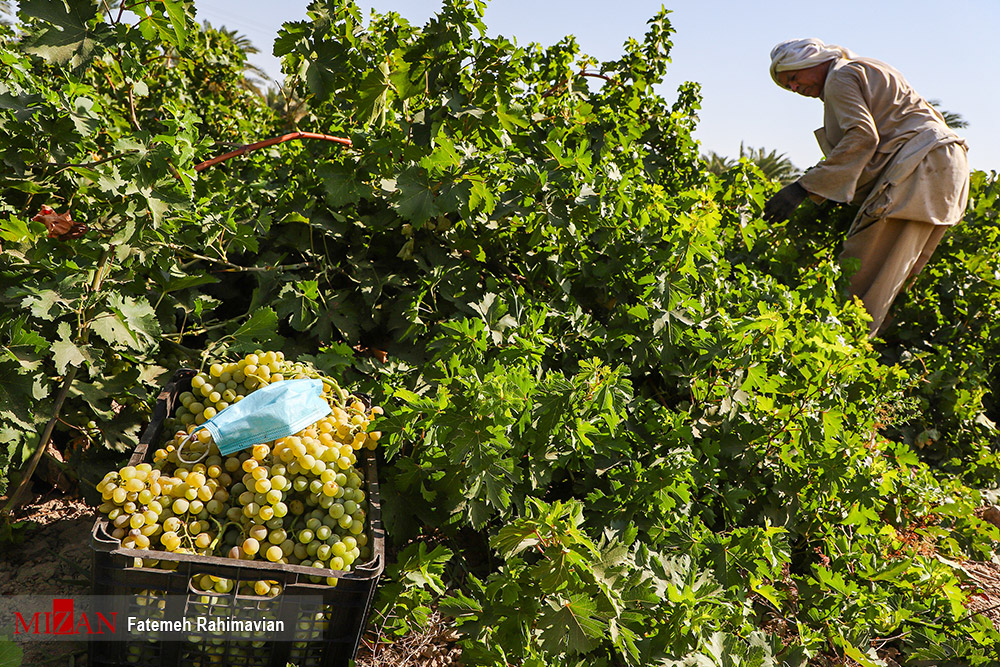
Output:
top-left (839, 639), bottom-right (884, 667)
top-left (160, 0), bottom-right (188, 49)
top-left (1, 318), bottom-right (47, 372)
top-left (90, 310), bottom-right (134, 350)
top-left (272, 22), bottom-right (309, 57)
top-left (318, 162), bottom-right (363, 207)
top-left (399, 543), bottom-right (453, 594)
top-left (0, 635), bottom-right (24, 667)
top-left (112, 294), bottom-right (161, 347)
top-left (94, 163), bottom-right (127, 196)
top-left (493, 520), bottom-right (541, 558)
top-left (0, 362), bottom-right (48, 429)
top-left (0, 91), bottom-right (45, 123)
top-left (392, 170), bottom-right (440, 224)
top-left (356, 60), bottom-right (392, 128)
top-left (98, 407), bottom-right (144, 453)
top-left (146, 192), bottom-right (171, 227)
top-left (467, 178), bottom-right (496, 213)
top-left (19, 0), bottom-right (100, 67)
top-left (0, 216), bottom-right (33, 243)
top-left (230, 307), bottom-right (284, 351)
top-left (51, 322), bottom-right (88, 374)
top-left (536, 594), bottom-right (605, 656)
top-left (152, 272), bottom-right (219, 293)
top-left (19, 289), bottom-right (66, 321)
top-left (69, 96), bottom-right (99, 136)
top-left (90, 294), bottom-right (159, 351)
top-left (3, 316), bottom-right (48, 353)
top-left (67, 379), bottom-right (115, 420)
top-left (438, 589), bottom-right (484, 619)
top-left (420, 136), bottom-right (462, 176)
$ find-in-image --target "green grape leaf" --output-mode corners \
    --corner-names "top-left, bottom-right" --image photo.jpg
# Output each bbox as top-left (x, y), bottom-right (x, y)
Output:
top-left (51, 322), bottom-right (88, 375)
top-left (466, 178), bottom-right (496, 214)
top-left (67, 378), bottom-right (115, 420)
top-left (160, 0), bottom-right (188, 48)
top-left (230, 308), bottom-right (284, 352)
top-left (356, 60), bottom-right (392, 128)
top-left (69, 96), bottom-right (99, 136)
top-left (318, 162), bottom-right (363, 207)
top-left (272, 22), bottom-right (309, 57)
top-left (3, 317), bottom-right (49, 353)
top-left (420, 136), bottom-right (462, 176)
top-left (90, 294), bottom-right (160, 351)
top-left (19, 0), bottom-right (100, 67)
top-left (95, 165), bottom-right (127, 196)
top-left (90, 310), bottom-right (135, 350)
top-left (112, 294), bottom-right (161, 347)
top-left (146, 192), bottom-right (171, 227)
top-left (392, 170), bottom-right (440, 224)
top-left (398, 542), bottom-right (453, 595)
top-left (0, 91), bottom-right (45, 123)
top-left (0, 635), bottom-right (24, 667)
top-left (97, 407), bottom-right (144, 453)
top-left (839, 640), bottom-right (885, 667)
top-left (2, 318), bottom-right (48, 373)
top-left (0, 365), bottom-right (47, 429)
top-left (152, 273), bottom-right (219, 293)
top-left (0, 216), bottom-right (34, 243)
top-left (493, 520), bottom-right (541, 558)
top-left (438, 589), bottom-right (484, 619)
top-left (536, 594), bottom-right (605, 655)
top-left (19, 289), bottom-right (67, 321)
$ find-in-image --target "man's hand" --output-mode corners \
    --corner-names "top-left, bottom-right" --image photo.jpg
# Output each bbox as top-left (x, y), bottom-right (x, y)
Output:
top-left (763, 181), bottom-right (808, 223)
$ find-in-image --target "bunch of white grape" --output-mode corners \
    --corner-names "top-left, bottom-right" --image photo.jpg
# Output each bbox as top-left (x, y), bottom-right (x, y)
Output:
top-left (172, 350), bottom-right (352, 429)
top-left (95, 351), bottom-right (382, 591)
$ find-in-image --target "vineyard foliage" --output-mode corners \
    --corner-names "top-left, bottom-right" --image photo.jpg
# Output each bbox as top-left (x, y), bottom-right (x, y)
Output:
top-left (1, 0), bottom-right (1000, 664)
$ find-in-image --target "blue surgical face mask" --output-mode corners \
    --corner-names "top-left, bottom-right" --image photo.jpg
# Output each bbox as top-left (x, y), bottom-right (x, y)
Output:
top-left (177, 378), bottom-right (331, 463)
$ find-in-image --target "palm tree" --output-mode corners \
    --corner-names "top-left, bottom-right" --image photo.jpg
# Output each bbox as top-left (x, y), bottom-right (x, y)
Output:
top-left (703, 144), bottom-right (801, 185)
top-left (927, 99), bottom-right (969, 129)
top-left (201, 21), bottom-right (270, 97)
top-left (702, 151), bottom-right (736, 176)
top-left (0, 0), bottom-right (14, 26)
top-left (739, 145), bottom-right (801, 184)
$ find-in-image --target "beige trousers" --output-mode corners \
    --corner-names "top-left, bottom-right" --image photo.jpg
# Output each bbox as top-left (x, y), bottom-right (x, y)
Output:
top-left (840, 218), bottom-right (948, 337)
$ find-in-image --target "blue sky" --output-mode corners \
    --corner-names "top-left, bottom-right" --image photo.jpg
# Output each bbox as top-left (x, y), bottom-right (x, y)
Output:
top-left (193, 0), bottom-right (998, 173)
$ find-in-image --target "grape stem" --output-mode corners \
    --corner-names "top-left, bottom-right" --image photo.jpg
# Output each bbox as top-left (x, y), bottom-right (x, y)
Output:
top-left (321, 377), bottom-right (345, 405)
top-left (151, 240), bottom-right (315, 273)
top-left (210, 518), bottom-right (236, 552)
top-left (243, 371), bottom-right (271, 387)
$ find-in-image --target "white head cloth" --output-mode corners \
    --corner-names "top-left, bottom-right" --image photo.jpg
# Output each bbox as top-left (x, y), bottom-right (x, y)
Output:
top-left (769, 38), bottom-right (857, 87)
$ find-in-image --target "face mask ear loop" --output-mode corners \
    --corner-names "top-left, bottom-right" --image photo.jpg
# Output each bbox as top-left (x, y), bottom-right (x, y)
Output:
top-left (175, 430), bottom-right (210, 466)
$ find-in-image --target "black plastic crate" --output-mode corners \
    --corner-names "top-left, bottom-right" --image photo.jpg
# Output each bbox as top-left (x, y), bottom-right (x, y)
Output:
top-left (89, 370), bottom-right (385, 667)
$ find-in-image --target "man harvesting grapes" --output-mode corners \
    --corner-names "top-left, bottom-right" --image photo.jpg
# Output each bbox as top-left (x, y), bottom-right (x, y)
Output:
top-left (763, 38), bottom-right (969, 337)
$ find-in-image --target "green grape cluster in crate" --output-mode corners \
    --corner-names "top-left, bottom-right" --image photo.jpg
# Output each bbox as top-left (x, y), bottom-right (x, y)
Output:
top-left (94, 351), bottom-right (383, 594)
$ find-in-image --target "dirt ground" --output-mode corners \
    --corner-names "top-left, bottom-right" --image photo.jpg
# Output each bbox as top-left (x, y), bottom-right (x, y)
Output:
top-left (355, 611), bottom-right (463, 667)
top-left (4, 492), bottom-right (1000, 667)
top-left (1, 491), bottom-right (95, 666)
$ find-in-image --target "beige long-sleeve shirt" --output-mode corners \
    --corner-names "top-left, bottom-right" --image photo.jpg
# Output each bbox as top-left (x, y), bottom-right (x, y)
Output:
top-left (797, 57), bottom-right (969, 236)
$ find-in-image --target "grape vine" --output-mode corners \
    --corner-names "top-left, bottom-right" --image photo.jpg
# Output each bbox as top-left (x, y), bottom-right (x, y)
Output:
top-left (1, 1), bottom-right (999, 665)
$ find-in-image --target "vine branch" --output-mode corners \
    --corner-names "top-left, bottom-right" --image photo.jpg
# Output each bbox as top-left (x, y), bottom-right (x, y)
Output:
top-left (194, 131), bottom-right (353, 172)
top-left (152, 241), bottom-right (313, 272)
top-left (1, 245), bottom-right (116, 522)
top-left (32, 151), bottom-right (139, 173)
top-left (541, 70), bottom-right (617, 98)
